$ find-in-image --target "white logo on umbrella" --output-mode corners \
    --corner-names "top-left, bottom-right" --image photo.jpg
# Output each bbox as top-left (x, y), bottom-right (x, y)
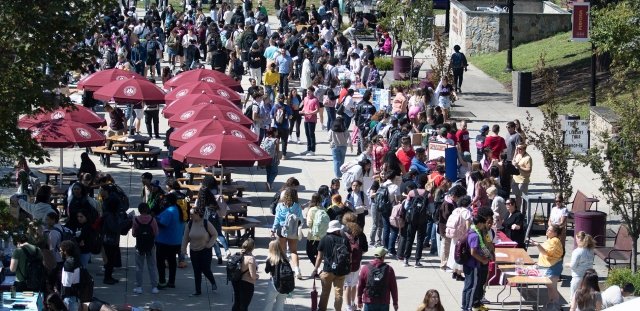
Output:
top-left (248, 144), bottom-right (264, 156)
top-left (217, 90), bottom-right (229, 98)
top-left (199, 143), bottom-right (217, 156)
top-left (176, 89), bottom-right (189, 98)
top-left (30, 129), bottom-right (40, 138)
top-left (76, 128), bottom-right (92, 139)
top-left (51, 111), bottom-right (65, 120)
top-left (203, 77), bottom-right (216, 83)
top-left (230, 130), bottom-right (245, 139)
top-left (124, 86), bottom-right (137, 97)
top-left (180, 110), bottom-right (195, 120)
top-left (115, 75), bottom-right (128, 80)
top-left (181, 128), bottom-right (198, 139)
top-left (226, 112), bottom-right (240, 122)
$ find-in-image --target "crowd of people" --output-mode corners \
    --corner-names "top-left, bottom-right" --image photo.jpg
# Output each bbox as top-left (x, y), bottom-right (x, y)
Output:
top-left (6, 1), bottom-right (635, 311)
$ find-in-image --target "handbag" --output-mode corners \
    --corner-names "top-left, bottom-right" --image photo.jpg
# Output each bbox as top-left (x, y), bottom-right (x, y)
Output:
top-left (311, 276), bottom-right (318, 311)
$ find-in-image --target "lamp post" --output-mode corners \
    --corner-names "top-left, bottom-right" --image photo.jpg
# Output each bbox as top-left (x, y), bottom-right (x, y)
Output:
top-left (505, 0), bottom-right (514, 72)
top-left (444, 0), bottom-right (450, 33)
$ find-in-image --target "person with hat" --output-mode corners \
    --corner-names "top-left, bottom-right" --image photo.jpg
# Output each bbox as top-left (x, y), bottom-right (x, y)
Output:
top-left (312, 220), bottom-right (351, 311)
top-left (450, 45), bottom-right (469, 93)
top-left (410, 147), bottom-right (429, 175)
top-left (475, 125), bottom-right (490, 161)
top-left (357, 247), bottom-right (399, 311)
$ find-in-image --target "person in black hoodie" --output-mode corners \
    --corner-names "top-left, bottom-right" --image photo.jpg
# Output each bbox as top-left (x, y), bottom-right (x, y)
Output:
top-left (59, 240), bottom-right (82, 311)
top-left (100, 185), bottom-right (122, 285)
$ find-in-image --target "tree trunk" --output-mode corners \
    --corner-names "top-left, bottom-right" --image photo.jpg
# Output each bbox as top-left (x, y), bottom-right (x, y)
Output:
top-left (410, 54), bottom-right (416, 85)
top-left (633, 236), bottom-right (638, 273)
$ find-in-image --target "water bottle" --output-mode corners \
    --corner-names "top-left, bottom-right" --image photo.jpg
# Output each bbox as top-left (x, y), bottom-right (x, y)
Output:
top-left (515, 257), bottom-right (524, 275)
top-left (10, 285), bottom-right (16, 299)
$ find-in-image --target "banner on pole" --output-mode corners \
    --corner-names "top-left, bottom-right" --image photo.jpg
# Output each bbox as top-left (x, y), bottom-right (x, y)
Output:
top-left (572, 3), bottom-right (590, 42)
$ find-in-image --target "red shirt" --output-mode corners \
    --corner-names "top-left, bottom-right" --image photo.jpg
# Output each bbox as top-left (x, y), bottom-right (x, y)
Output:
top-left (357, 258), bottom-right (398, 306)
top-left (395, 148), bottom-right (416, 172)
top-left (483, 135), bottom-right (507, 159)
top-left (456, 129), bottom-right (470, 152)
top-left (447, 132), bottom-right (458, 145)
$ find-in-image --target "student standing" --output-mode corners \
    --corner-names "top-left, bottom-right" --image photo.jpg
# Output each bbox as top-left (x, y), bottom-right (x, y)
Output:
top-left (133, 203), bottom-right (160, 294)
top-left (301, 86), bottom-right (320, 156)
top-left (357, 246), bottom-right (399, 311)
top-left (181, 208), bottom-right (218, 296)
top-left (231, 239), bottom-right (259, 311)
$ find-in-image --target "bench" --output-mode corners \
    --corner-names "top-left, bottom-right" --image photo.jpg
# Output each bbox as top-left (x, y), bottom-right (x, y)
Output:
top-left (91, 146), bottom-right (118, 166)
top-left (567, 190), bottom-right (599, 230)
top-left (594, 225), bottom-right (633, 270)
top-left (221, 217), bottom-right (260, 246)
top-left (125, 148), bottom-right (161, 169)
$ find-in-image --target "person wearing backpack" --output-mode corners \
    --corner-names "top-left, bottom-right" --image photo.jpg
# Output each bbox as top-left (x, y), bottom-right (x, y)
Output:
top-left (132, 203), bottom-right (160, 295)
top-left (264, 240), bottom-right (293, 311)
top-left (450, 45), bottom-right (469, 93)
top-left (44, 211), bottom-right (65, 272)
top-left (357, 246), bottom-right (399, 311)
top-left (271, 94), bottom-right (293, 157)
top-left (59, 240), bottom-right (82, 311)
top-left (445, 195), bottom-right (473, 281)
top-left (10, 233), bottom-right (45, 292)
top-left (437, 185), bottom-right (466, 271)
top-left (311, 220), bottom-right (351, 311)
top-left (271, 188), bottom-right (305, 279)
top-left (461, 214), bottom-right (492, 311)
top-left (342, 213), bottom-right (369, 311)
top-left (181, 208), bottom-right (218, 296)
top-left (379, 171), bottom-right (401, 258)
top-left (197, 176), bottom-right (231, 264)
top-left (74, 209), bottom-right (99, 268)
top-left (398, 183), bottom-right (430, 267)
top-left (305, 193), bottom-right (330, 265)
top-left (260, 128), bottom-right (281, 191)
top-left (231, 238), bottom-right (260, 311)
top-left (101, 192), bottom-right (123, 285)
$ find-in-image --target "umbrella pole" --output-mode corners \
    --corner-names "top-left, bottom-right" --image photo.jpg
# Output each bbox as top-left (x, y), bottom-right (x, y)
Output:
top-left (59, 148), bottom-right (64, 187)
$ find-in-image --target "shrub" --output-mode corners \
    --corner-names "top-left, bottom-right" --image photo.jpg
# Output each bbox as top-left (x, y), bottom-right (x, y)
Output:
top-left (389, 80), bottom-right (417, 90)
top-left (375, 57), bottom-right (394, 71)
top-left (605, 268), bottom-right (640, 295)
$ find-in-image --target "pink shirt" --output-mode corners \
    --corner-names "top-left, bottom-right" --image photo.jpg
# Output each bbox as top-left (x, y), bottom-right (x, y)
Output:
top-left (302, 96), bottom-right (319, 123)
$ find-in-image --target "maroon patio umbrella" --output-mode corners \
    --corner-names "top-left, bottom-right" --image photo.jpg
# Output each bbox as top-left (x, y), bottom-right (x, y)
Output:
top-left (169, 119), bottom-right (258, 147)
top-left (19, 104), bottom-right (106, 128)
top-left (164, 81), bottom-right (242, 106)
top-left (77, 69), bottom-right (145, 91)
top-left (28, 119), bottom-right (106, 182)
top-left (172, 134), bottom-right (271, 167)
top-left (163, 68), bottom-right (243, 93)
top-left (94, 78), bottom-right (165, 104)
top-left (162, 93), bottom-right (239, 118)
top-left (167, 103), bottom-right (252, 128)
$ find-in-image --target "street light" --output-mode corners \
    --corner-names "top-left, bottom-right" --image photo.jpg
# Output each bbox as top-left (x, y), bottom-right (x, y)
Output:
top-left (505, 0), bottom-right (514, 72)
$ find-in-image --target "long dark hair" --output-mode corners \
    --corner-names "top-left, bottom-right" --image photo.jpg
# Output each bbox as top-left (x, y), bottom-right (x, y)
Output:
top-left (332, 116), bottom-right (346, 132)
top-left (575, 269), bottom-right (600, 309)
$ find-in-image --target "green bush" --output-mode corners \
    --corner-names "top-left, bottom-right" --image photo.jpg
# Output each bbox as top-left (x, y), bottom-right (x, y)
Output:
top-left (375, 57), bottom-right (394, 71)
top-left (389, 80), bottom-right (418, 90)
top-left (605, 268), bottom-right (640, 295)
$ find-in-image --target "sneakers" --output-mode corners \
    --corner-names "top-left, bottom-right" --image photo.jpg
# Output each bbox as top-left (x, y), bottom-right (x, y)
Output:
top-left (403, 259), bottom-right (410, 267)
top-left (217, 258), bottom-right (223, 265)
top-left (306, 151), bottom-right (315, 156)
top-left (296, 138), bottom-right (301, 144)
top-left (151, 287), bottom-right (159, 294)
top-left (415, 261), bottom-right (423, 267)
top-left (133, 287), bottom-right (143, 294)
top-left (295, 267), bottom-right (303, 280)
top-left (300, 150), bottom-right (309, 155)
top-left (472, 305), bottom-right (489, 311)
top-left (289, 138), bottom-right (294, 143)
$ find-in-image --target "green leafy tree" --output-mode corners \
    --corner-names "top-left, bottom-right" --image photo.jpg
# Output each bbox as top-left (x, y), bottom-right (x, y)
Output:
top-left (579, 95), bottom-right (640, 272)
top-left (0, 0), bottom-right (114, 165)
top-left (377, 0), bottom-right (433, 83)
top-left (591, 0), bottom-right (640, 71)
top-left (524, 55), bottom-right (575, 200)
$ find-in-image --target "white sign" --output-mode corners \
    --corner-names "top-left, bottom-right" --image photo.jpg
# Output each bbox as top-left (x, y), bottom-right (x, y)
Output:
top-left (428, 142), bottom-right (452, 160)
top-left (562, 119), bottom-right (589, 154)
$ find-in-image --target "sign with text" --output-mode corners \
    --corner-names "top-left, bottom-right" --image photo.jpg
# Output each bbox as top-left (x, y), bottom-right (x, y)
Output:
top-left (562, 119), bottom-right (590, 154)
top-left (572, 3), bottom-right (590, 42)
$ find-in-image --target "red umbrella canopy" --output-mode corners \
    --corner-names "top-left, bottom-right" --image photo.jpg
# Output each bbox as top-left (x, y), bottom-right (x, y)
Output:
top-left (94, 78), bottom-right (165, 104)
top-left (172, 134), bottom-right (271, 167)
top-left (162, 93), bottom-right (240, 118)
top-left (167, 103), bottom-right (252, 128)
top-left (169, 119), bottom-right (258, 147)
top-left (19, 104), bottom-right (106, 128)
top-left (164, 81), bottom-right (242, 106)
top-left (163, 68), bottom-right (243, 92)
top-left (28, 119), bottom-right (106, 148)
top-left (77, 69), bottom-right (145, 91)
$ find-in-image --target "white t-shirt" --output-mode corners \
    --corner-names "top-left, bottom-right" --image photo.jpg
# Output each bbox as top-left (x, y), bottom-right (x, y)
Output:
top-left (601, 286), bottom-right (624, 309)
top-left (382, 180), bottom-right (400, 205)
top-left (549, 206), bottom-right (568, 226)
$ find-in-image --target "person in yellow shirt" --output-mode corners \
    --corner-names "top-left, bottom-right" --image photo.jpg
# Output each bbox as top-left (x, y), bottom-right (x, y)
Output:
top-left (263, 63), bottom-right (280, 104)
top-left (511, 144), bottom-right (532, 206)
top-left (531, 224), bottom-right (564, 310)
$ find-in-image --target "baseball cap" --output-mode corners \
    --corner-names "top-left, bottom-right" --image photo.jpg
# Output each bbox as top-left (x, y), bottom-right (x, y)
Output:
top-left (373, 246), bottom-right (388, 258)
top-left (415, 147), bottom-right (426, 153)
top-left (480, 125), bottom-right (490, 133)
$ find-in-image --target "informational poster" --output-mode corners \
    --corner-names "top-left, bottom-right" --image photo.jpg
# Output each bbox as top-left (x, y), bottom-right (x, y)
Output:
top-left (428, 142), bottom-right (458, 181)
top-left (377, 89), bottom-right (390, 111)
top-left (561, 119), bottom-right (589, 154)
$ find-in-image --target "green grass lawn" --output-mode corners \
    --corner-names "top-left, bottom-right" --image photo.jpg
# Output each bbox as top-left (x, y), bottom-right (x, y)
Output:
top-left (470, 31), bottom-right (592, 84)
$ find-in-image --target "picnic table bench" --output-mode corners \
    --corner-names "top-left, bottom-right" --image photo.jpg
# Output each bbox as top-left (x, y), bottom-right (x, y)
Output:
top-left (91, 146), bottom-right (118, 166)
top-left (124, 148), bottom-right (161, 169)
top-left (221, 217), bottom-right (260, 246)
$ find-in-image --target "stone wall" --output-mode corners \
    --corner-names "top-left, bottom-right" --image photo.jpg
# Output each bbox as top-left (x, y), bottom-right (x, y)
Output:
top-left (589, 106), bottom-right (619, 149)
top-left (449, 0), bottom-right (571, 55)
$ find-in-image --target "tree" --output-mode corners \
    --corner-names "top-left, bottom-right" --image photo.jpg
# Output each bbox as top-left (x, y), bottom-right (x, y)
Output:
top-left (377, 0), bottom-right (434, 83)
top-left (430, 31), bottom-right (452, 86)
top-left (0, 0), bottom-right (114, 165)
top-left (523, 55), bottom-right (575, 200)
top-left (591, 0), bottom-right (640, 71)
top-left (579, 95), bottom-right (640, 272)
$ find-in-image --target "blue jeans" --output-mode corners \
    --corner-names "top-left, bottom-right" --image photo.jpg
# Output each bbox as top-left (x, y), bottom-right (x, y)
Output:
top-left (79, 253), bottom-right (90, 267)
top-left (326, 106), bottom-right (336, 129)
top-left (429, 222), bottom-right (438, 255)
top-left (343, 114), bottom-right (352, 129)
top-left (387, 224), bottom-right (399, 256)
top-left (266, 163), bottom-right (278, 184)
top-left (364, 304), bottom-right (389, 311)
top-left (265, 85), bottom-right (275, 103)
top-left (210, 216), bottom-right (229, 259)
top-left (462, 265), bottom-right (480, 311)
top-left (63, 296), bottom-right (79, 311)
top-left (304, 122), bottom-right (317, 152)
top-left (370, 208), bottom-right (383, 245)
top-left (382, 216), bottom-right (391, 253)
top-left (332, 146), bottom-right (348, 177)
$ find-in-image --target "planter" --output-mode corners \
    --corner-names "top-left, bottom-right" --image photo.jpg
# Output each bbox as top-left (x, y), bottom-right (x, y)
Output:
top-left (393, 56), bottom-right (412, 80)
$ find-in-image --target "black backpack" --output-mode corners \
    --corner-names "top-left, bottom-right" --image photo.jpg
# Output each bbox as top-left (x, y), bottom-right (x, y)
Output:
top-left (256, 23), bottom-right (267, 37)
top-left (118, 211), bottom-right (133, 236)
top-left (105, 49), bottom-right (117, 69)
top-left (20, 246), bottom-right (46, 292)
top-left (135, 218), bottom-right (156, 253)
top-left (373, 186), bottom-right (392, 217)
top-left (405, 190), bottom-right (430, 226)
top-left (78, 267), bottom-right (94, 302)
top-left (330, 236), bottom-right (351, 276)
top-left (51, 225), bottom-right (74, 250)
top-left (226, 252), bottom-right (247, 284)
top-left (273, 259), bottom-right (295, 294)
top-left (388, 130), bottom-right (404, 151)
top-left (366, 263), bottom-right (388, 298)
top-left (244, 103), bottom-right (257, 121)
top-left (269, 191), bottom-right (281, 215)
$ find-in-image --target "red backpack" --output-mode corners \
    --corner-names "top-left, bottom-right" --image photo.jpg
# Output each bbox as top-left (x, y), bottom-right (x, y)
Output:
top-left (347, 233), bottom-right (363, 272)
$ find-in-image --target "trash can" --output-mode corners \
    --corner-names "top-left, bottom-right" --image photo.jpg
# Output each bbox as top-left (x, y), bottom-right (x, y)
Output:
top-left (512, 71), bottom-right (532, 107)
top-left (393, 56), bottom-right (412, 81)
top-left (574, 211), bottom-right (607, 247)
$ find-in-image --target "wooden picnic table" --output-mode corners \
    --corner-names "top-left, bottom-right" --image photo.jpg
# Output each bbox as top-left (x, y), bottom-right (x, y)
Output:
top-left (38, 168), bottom-right (77, 185)
top-left (506, 275), bottom-right (552, 310)
top-left (221, 216), bottom-right (260, 246)
top-left (494, 248), bottom-right (535, 265)
top-left (184, 166), bottom-right (235, 184)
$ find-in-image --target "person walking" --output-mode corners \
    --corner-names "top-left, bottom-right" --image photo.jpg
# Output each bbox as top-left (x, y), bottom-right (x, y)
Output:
top-left (450, 45), bottom-right (468, 93)
top-left (342, 212), bottom-right (368, 311)
top-left (568, 232), bottom-right (596, 302)
top-left (260, 128), bottom-right (281, 191)
top-left (312, 220), bottom-right (352, 311)
top-left (461, 214), bottom-right (493, 311)
top-left (271, 188), bottom-right (305, 279)
top-left (356, 246), bottom-right (399, 311)
top-left (271, 94), bottom-right (292, 158)
top-left (302, 86), bottom-right (320, 156)
top-left (155, 193), bottom-right (185, 289)
top-left (263, 240), bottom-right (290, 311)
top-left (132, 203), bottom-right (160, 294)
top-left (329, 115), bottom-right (351, 178)
top-left (231, 238), bottom-right (259, 311)
top-left (306, 193), bottom-right (330, 265)
top-left (181, 207), bottom-right (218, 296)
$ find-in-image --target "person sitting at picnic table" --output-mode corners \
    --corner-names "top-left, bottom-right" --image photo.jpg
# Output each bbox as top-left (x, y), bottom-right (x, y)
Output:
top-left (11, 185), bottom-right (56, 222)
top-left (77, 152), bottom-right (97, 181)
top-left (530, 224), bottom-right (564, 310)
